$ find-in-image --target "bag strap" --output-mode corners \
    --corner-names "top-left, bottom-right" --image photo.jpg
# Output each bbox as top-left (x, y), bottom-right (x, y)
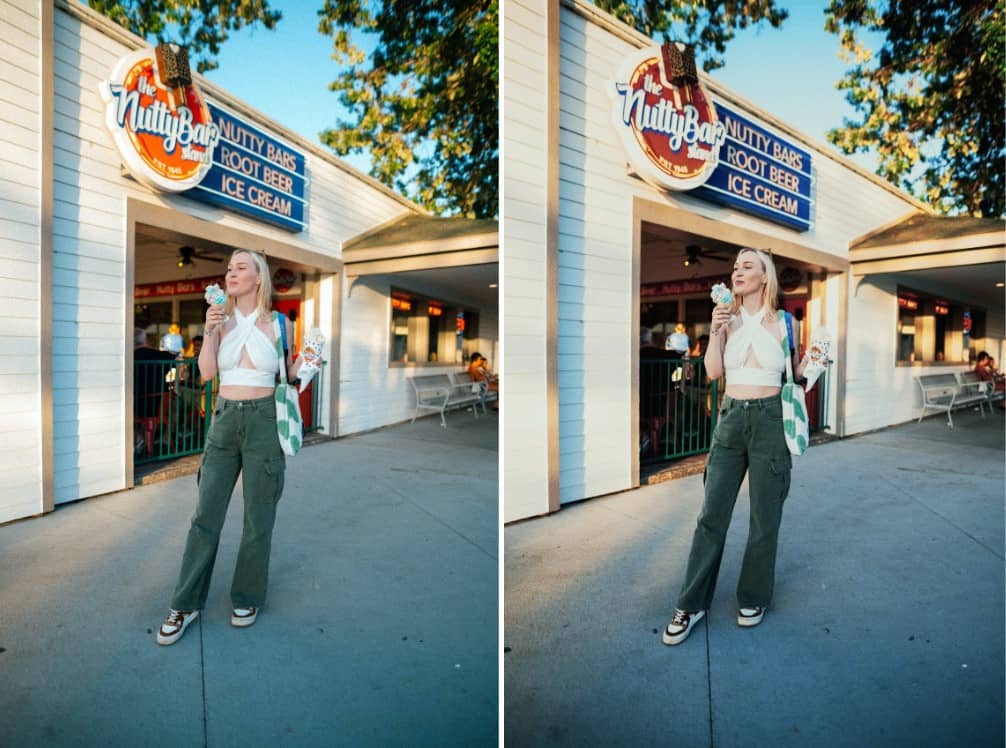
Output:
top-left (278, 311), bottom-right (289, 358)
top-left (272, 312), bottom-right (288, 385)
top-left (778, 311), bottom-right (795, 385)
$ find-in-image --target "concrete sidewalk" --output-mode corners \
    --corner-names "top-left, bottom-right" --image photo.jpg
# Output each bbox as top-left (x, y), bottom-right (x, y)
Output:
top-left (1, 414), bottom-right (498, 748)
top-left (504, 410), bottom-right (1005, 747)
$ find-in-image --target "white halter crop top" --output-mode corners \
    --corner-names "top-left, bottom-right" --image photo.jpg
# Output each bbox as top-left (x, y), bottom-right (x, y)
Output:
top-left (217, 307), bottom-right (280, 388)
top-left (722, 306), bottom-right (786, 387)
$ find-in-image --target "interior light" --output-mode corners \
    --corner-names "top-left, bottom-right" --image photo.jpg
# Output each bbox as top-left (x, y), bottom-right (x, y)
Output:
top-left (996, 282), bottom-right (1005, 288)
top-left (489, 283), bottom-right (498, 289)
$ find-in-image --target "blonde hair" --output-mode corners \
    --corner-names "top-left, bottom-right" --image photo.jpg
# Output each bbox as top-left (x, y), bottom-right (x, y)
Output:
top-left (731, 247), bottom-right (778, 316)
top-left (224, 250), bottom-right (273, 322)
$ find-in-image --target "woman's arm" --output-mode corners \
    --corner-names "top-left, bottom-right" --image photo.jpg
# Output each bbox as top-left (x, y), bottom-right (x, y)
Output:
top-left (794, 352), bottom-right (807, 380)
top-left (704, 326), bottom-right (727, 380)
top-left (704, 303), bottom-right (732, 381)
top-left (198, 306), bottom-right (225, 380)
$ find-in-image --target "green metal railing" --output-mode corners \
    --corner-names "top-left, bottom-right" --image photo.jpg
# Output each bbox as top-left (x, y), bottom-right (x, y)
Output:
top-left (640, 359), bottom-right (831, 464)
top-left (134, 359), bottom-right (325, 465)
top-left (640, 357), bottom-right (721, 464)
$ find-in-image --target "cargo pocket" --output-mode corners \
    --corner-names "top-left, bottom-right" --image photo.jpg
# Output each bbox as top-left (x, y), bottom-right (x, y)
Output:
top-left (263, 457), bottom-right (286, 503)
top-left (769, 453), bottom-right (792, 502)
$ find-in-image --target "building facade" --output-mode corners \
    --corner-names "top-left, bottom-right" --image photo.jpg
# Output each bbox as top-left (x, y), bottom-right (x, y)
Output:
top-left (502, 0), bottom-right (1004, 522)
top-left (0, 0), bottom-right (498, 524)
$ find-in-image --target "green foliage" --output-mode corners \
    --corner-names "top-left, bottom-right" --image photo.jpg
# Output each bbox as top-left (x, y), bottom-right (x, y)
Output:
top-left (592, 0), bottom-right (789, 72)
top-left (318, 0), bottom-right (498, 218)
top-left (825, 0), bottom-right (1005, 216)
top-left (86, 0), bottom-right (282, 73)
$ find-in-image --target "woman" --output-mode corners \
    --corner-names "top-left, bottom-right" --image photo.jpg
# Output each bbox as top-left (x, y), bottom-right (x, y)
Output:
top-left (663, 248), bottom-right (809, 646)
top-left (157, 249), bottom-right (306, 646)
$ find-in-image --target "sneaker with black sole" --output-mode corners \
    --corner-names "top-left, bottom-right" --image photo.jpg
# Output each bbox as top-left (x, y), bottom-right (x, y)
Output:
top-left (737, 606), bottom-right (765, 627)
top-left (156, 609), bottom-right (198, 645)
top-left (662, 608), bottom-right (705, 646)
top-left (231, 606), bottom-right (258, 627)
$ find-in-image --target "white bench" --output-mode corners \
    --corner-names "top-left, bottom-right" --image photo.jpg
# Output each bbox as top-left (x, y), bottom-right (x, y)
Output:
top-left (409, 372), bottom-right (483, 427)
top-left (916, 373), bottom-right (988, 427)
top-left (956, 370), bottom-right (1006, 410)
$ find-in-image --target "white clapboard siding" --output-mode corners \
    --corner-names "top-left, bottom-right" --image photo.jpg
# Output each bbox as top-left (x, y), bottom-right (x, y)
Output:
top-left (503, 0), bottom-right (552, 522)
top-left (338, 274), bottom-right (499, 436)
top-left (555, 7), bottom-right (636, 505)
top-left (0, 0), bottom-right (42, 524)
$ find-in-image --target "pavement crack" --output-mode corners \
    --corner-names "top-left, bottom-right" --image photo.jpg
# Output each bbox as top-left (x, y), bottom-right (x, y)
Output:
top-left (199, 617), bottom-right (208, 748)
top-left (706, 617), bottom-right (714, 748)
top-left (879, 474), bottom-right (1004, 561)
top-left (376, 476), bottom-right (497, 561)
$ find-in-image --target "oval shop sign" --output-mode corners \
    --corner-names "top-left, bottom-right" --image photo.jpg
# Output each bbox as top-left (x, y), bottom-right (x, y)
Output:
top-left (99, 44), bottom-right (221, 192)
top-left (610, 42), bottom-right (726, 191)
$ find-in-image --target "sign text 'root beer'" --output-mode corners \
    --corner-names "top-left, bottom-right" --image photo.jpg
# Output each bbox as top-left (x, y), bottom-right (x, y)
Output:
top-left (100, 44), bottom-right (220, 192)
top-left (611, 43), bottom-right (726, 191)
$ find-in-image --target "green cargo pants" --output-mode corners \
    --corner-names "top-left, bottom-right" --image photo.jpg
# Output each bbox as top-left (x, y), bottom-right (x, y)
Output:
top-left (171, 394), bottom-right (286, 611)
top-left (677, 394), bottom-right (792, 611)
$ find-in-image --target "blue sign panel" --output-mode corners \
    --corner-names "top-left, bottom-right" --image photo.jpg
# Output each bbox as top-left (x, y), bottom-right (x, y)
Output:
top-left (185, 102), bottom-right (308, 232)
top-left (694, 103), bottom-right (813, 232)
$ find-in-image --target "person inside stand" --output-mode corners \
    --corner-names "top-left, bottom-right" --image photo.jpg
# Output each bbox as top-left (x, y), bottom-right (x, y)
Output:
top-left (639, 327), bottom-right (672, 456)
top-left (134, 327), bottom-right (177, 420)
top-left (665, 322), bottom-right (690, 358)
top-left (160, 322), bottom-right (184, 355)
top-left (663, 247), bottom-right (811, 646)
top-left (975, 351), bottom-right (1006, 408)
top-left (157, 249), bottom-right (309, 646)
top-left (639, 327), bottom-right (665, 361)
top-left (691, 334), bottom-right (710, 358)
top-left (179, 335), bottom-right (205, 388)
top-left (175, 335), bottom-right (207, 432)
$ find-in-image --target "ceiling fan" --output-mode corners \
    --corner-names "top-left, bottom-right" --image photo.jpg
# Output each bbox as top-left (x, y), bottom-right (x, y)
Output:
top-left (176, 245), bottom-right (223, 268)
top-left (682, 243), bottom-right (730, 267)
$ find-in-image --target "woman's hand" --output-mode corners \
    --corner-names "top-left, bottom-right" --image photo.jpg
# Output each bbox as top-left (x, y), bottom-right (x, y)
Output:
top-left (710, 303), bottom-right (732, 334)
top-left (204, 305), bottom-right (226, 334)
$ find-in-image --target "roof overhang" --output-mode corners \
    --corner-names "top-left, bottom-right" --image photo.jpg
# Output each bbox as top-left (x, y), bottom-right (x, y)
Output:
top-left (850, 214), bottom-right (1005, 276)
top-left (343, 214), bottom-right (498, 277)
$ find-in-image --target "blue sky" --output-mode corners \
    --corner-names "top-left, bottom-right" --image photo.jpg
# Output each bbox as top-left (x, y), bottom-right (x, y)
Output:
top-left (201, 1), bottom-right (881, 180)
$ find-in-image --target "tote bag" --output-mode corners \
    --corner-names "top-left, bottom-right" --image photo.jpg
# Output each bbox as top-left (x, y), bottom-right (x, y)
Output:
top-left (273, 312), bottom-right (303, 456)
top-left (778, 311), bottom-right (809, 456)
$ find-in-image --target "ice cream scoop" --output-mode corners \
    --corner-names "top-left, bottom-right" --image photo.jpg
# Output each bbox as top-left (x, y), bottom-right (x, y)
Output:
top-left (710, 283), bottom-right (733, 306)
top-left (204, 283), bottom-right (227, 306)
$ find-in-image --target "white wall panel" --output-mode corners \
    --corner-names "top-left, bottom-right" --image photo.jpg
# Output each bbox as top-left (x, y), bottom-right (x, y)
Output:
top-left (503, 0), bottom-right (552, 522)
top-left (0, 0), bottom-right (43, 523)
top-left (554, 8), bottom-right (635, 504)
